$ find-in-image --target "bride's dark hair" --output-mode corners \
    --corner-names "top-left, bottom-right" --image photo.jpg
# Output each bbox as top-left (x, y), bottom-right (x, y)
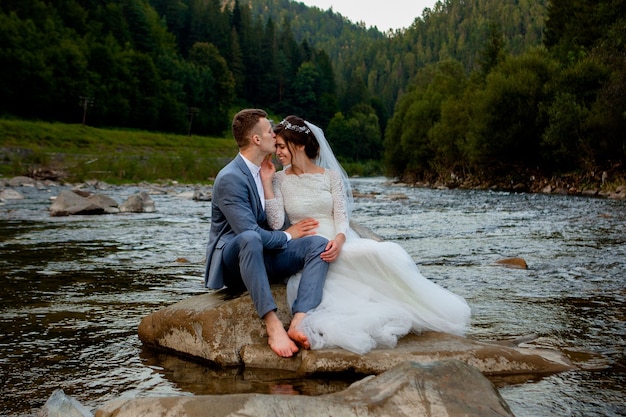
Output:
top-left (274, 115), bottom-right (320, 159)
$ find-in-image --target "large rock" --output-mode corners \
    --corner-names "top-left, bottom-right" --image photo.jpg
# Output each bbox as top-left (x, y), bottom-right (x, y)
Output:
top-left (119, 191), bottom-right (155, 213)
top-left (0, 188), bottom-right (24, 200)
top-left (49, 190), bottom-right (119, 216)
top-left (138, 286), bottom-right (575, 377)
top-left (94, 360), bottom-right (514, 417)
top-left (8, 175), bottom-right (36, 187)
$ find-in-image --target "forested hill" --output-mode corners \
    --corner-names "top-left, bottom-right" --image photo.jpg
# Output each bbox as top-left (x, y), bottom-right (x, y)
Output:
top-left (0, 0), bottom-right (546, 133)
top-left (1, 0), bottom-right (624, 185)
top-left (238, 0), bottom-right (548, 115)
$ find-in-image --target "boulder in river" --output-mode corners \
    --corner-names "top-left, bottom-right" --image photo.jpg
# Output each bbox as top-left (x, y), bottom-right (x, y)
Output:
top-left (0, 188), bottom-right (25, 200)
top-left (138, 285), bottom-right (575, 377)
top-left (49, 190), bottom-right (119, 216)
top-left (119, 191), bottom-right (155, 213)
top-left (94, 360), bottom-right (514, 417)
top-left (8, 175), bottom-right (37, 187)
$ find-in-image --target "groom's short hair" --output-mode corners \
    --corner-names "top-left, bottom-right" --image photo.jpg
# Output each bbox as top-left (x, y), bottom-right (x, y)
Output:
top-left (232, 108), bottom-right (268, 148)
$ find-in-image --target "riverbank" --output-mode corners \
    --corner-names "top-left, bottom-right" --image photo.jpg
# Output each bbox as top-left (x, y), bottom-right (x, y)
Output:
top-left (397, 166), bottom-right (626, 200)
top-left (1, 118), bottom-right (624, 198)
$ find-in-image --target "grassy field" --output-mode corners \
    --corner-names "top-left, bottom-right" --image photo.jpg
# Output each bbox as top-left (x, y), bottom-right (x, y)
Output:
top-left (0, 118), bottom-right (385, 184)
top-left (0, 119), bottom-right (239, 184)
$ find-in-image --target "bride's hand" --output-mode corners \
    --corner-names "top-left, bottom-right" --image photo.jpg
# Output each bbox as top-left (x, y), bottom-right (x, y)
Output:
top-left (260, 155), bottom-right (276, 184)
top-left (321, 233), bottom-right (345, 262)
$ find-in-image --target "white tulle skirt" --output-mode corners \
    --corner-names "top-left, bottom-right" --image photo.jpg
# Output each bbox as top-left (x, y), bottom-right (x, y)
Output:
top-left (287, 237), bottom-right (471, 354)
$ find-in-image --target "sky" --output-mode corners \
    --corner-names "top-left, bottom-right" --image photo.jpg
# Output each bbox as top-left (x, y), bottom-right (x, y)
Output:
top-left (298, 0), bottom-right (438, 31)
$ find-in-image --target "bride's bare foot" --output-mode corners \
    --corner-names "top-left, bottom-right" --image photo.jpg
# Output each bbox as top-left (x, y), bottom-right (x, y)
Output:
top-left (287, 312), bottom-right (310, 349)
top-left (264, 311), bottom-right (299, 357)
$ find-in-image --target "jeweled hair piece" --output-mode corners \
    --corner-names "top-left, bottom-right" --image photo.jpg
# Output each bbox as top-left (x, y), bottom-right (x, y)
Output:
top-left (280, 119), bottom-right (311, 135)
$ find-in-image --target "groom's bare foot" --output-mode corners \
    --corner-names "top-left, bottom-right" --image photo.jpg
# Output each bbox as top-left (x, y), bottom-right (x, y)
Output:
top-left (287, 312), bottom-right (310, 349)
top-left (264, 311), bottom-right (299, 357)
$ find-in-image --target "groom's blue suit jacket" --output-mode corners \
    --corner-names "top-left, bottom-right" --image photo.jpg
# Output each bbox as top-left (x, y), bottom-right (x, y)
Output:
top-left (204, 154), bottom-right (289, 289)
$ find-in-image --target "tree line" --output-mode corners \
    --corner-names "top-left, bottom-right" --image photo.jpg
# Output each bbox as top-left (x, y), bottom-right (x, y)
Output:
top-left (0, 0), bottom-right (624, 182)
top-left (0, 0), bottom-right (339, 137)
top-left (385, 0), bottom-right (625, 182)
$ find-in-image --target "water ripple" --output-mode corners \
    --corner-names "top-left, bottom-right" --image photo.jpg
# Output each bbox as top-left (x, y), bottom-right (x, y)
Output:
top-left (1, 178), bottom-right (624, 416)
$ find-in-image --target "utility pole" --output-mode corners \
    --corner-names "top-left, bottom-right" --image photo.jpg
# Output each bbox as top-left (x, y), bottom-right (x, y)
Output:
top-left (187, 107), bottom-right (200, 137)
top-left (79, 96), bottom-right (94, 125)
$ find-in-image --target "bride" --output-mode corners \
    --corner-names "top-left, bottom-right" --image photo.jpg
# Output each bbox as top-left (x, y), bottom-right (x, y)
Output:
top-left (260, 115), bottom-right (471, 354)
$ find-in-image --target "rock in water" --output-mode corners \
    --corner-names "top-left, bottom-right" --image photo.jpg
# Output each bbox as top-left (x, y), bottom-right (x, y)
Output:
top-left (95, 360), bottom-right (514, 417)
top-left (39, 389), bottom-right (93, 417)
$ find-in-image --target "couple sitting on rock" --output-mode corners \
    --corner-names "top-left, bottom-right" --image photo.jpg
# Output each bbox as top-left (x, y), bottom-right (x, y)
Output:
top-left (204, 109), bottom-right (471, 357)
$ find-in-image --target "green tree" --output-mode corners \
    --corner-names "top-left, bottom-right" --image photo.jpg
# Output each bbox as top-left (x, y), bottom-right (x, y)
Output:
top-left (122, 50), bottom-right (161, 129)
top-left (257, 17), bottom-right (279, 104)
top-left (326, 112), bottom-right (352, 160)
top-left (86, 35), bottom-right (131, 126)
top-left (429, 90), bottom-right (474, 177)
top-left (188, 42), bottom-right (235, 134)
top-left (329, 115), bottom-right (351, 162)
top-left (544, 0), bottom-right (600, 62)
top-left (383, 60), bottom-right (467, 179)
top-left (151, 0), bottom-right (187, 40)
top-left (477, 22), bottom-right (506, 77)
top-left (541, 92), bottom-right (590, 170)
top-left (350, 104), bottom-right (383, 161)
top-left (292, 62), bottom-right (320, 115)
top-left (543, 0), bottom-right (626, 169)
top-left (46, 37), bottom-right (90, 121)
top-left (122, 0), bottom-right (158, 54)
top-left (0, 11), bottom-right (51, 118)
top-left (541, 56), bottom-right (609, 170)
top-left (467, 47), bottom-right (559, 171)
top-left (326, 105), bottom-right (381, 162)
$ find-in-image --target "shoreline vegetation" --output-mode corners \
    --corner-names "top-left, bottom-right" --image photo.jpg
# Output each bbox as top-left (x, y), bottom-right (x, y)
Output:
top-left (1, 118), bottom-right (624, 200)
top-left (0, 119), bottom-right (237, 185)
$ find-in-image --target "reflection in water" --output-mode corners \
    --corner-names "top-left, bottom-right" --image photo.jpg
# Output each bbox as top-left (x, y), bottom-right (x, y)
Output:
top-left (139, 349), bottom-right (356, 397)
top-left (0, 179), bottom-right (624, 416)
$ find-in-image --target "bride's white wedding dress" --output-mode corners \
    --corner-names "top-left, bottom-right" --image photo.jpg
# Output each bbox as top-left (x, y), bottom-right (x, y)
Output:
top-left (266, 169), bottom-right (471, 354)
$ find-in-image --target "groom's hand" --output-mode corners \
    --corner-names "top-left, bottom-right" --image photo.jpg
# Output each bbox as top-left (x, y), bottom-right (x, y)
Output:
top-left (286, 218), bottom-right (319, 239)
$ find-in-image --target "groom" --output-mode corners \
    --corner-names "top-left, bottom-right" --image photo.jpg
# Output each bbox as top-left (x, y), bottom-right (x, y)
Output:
top-left (205, 108), bottom-right (329, 357)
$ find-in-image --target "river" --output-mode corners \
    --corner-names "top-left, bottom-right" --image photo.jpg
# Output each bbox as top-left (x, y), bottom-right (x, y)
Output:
top-left (0, 177), bottom-right (624, 416)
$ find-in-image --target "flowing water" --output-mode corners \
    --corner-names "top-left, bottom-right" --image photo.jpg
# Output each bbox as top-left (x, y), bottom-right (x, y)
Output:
top-left (0, 177), bottom-right (624, 416)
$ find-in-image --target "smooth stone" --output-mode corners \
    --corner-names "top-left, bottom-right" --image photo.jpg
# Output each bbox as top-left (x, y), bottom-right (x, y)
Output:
top-left (8, 175), bottom-right (36, 187)
top-left (94, 360), bottom-right (514, 417)
top-left (495, 257), bottom-right (528, 269)
top-left (0, 188), bottom-right (25, 200)
top-left (138, 286), bottom-right (574, 377)
top-left (49, 190), bottom-right (116, 216)
top-left (119, 191), bottom-right (155, 213)
top-left (38, 389), bottom-right (93, 417)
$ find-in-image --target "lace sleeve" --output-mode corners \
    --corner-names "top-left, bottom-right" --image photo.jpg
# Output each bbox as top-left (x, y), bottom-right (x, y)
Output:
top-left (328, 169), bottom-right (349, 236)
top-left (265, 171), bottom-right (286, 230)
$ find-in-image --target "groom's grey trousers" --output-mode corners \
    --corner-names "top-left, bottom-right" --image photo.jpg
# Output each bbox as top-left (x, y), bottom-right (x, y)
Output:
top-left (221, 230), bottom-right (329, 318)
